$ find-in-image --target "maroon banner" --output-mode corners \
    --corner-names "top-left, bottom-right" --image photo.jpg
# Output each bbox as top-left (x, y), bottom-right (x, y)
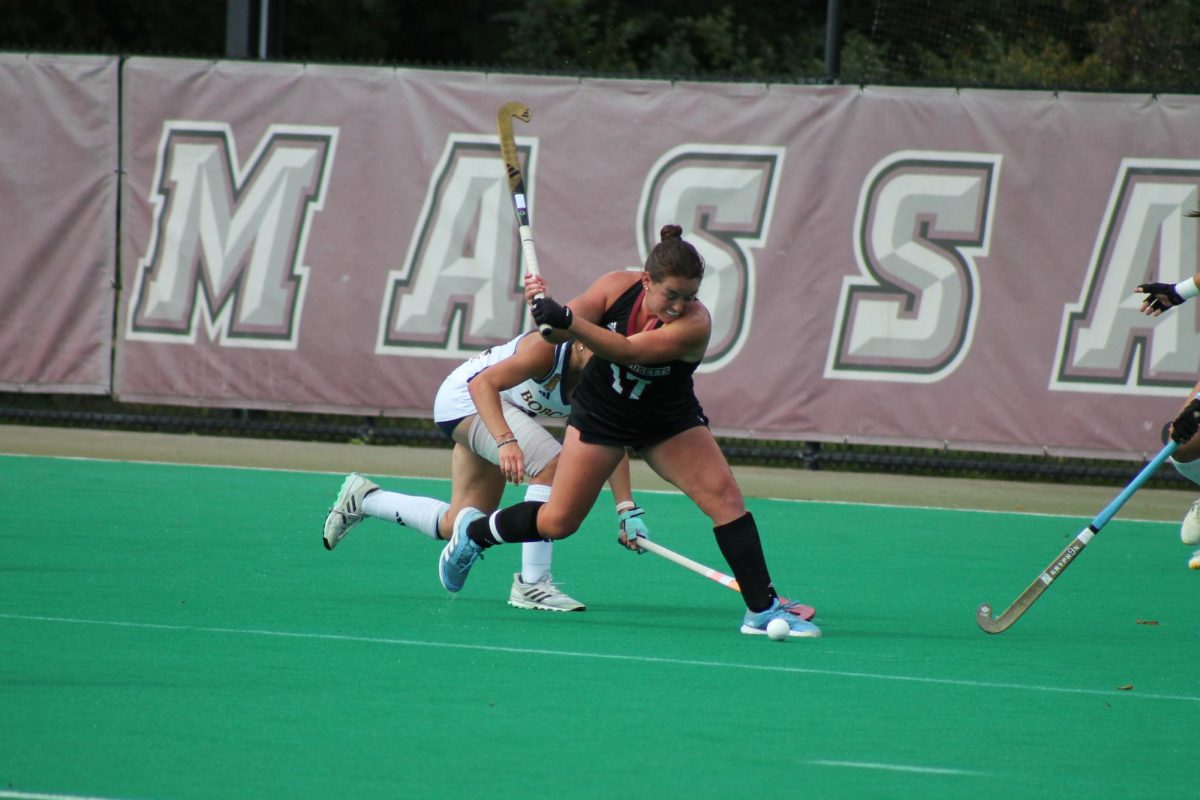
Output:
top-left (112, 59), bottom-right (1200, 459)
top-left (0, 55), bottom-right (118, 394)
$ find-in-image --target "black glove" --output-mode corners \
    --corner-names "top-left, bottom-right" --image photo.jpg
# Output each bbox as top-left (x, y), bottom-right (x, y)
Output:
top-left (531, 297), bottom-right (572, 331)
top-left (1170, 398), bottom-right (1200, 444)
top-left (1136, 282), bottom-right (1186, 313)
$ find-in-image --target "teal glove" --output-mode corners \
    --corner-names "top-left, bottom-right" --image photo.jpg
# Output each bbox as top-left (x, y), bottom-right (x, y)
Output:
top-left (618, 505), bottom-right (649, 550)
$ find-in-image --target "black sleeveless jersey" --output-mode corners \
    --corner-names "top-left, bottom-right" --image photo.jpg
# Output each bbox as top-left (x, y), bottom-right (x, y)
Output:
top-left (569, 281), bottom-right (707, 447)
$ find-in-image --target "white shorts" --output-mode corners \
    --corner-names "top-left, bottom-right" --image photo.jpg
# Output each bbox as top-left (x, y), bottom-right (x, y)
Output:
top-left (1171, 455), bottom-right (1200, 488)
top-left (465, 403), bottom-right (562, 478)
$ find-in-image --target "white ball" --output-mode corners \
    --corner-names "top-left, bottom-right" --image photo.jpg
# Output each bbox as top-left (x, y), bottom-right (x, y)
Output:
top-left (766, 617), bottom-right (791, 641)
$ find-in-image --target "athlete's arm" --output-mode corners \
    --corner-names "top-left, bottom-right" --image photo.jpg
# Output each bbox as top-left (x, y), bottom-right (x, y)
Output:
top-left (605, 451), bottom-right (652, 552)
top-left (467, 335), bottom-right (554, 484)
top-left (570, 306), bottom-right (709, 365)
top-left (524, 271), bottom-right (616, 343)
top-left (606, 450), bottom-right (635, 507)
top-left (529, 270), bottom-right (709, 364)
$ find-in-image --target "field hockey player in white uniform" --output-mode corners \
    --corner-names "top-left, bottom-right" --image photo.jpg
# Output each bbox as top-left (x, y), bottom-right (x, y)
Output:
top-left (322, 330), bottom-right (650, 611)
top-left (1136, 271), bottom-right (1200, 569)
top-left (1156, 378), bottom-right (1200, 570)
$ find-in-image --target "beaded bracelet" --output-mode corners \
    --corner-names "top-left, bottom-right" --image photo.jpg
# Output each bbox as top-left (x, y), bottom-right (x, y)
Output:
top-left (495, 437), bottom-right (519, 448)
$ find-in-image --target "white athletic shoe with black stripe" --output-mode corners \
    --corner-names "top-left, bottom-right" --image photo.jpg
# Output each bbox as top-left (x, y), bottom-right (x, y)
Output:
top-left (323, 473), bottom-right (379, 550)
top-left (507, 573), bottom-right (586, 612)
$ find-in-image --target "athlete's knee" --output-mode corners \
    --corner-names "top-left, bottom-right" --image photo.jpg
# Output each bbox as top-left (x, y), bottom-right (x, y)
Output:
top-left (536, 505), bottom-right (582, 540)
top-left (702, 474), bottom-right (746, 522)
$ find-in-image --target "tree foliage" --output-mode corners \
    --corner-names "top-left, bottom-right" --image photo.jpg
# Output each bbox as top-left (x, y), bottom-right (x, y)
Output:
top-left (0, 0), bottom-right (1197, 92)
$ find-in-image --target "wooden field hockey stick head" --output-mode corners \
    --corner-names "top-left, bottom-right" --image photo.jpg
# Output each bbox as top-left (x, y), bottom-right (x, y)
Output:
top-left (975, 440), bottom-right (1177, 634)
top-left (495, 100), bottom-right (552, 336)
top-left (496, 101), bottom-right (532, 225)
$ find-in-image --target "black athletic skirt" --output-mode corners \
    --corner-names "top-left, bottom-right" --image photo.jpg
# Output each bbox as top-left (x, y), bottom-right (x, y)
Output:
top-left (569, 396), bottom-right (709, 450)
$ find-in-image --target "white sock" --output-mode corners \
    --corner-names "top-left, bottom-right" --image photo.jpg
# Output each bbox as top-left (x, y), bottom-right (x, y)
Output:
top-left (361, 490), bottom-right (448, 541)
top-left (521, 484), bottom-right (553, 583)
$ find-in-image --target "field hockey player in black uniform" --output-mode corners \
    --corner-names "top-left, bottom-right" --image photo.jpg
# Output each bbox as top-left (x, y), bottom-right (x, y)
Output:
top-left (438, 224), bottom-right (819, 638)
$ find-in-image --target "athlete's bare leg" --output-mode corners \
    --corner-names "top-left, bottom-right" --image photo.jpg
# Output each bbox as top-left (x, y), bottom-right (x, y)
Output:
top-left (641, 426), bottom-right (746, 527)
top-left (533, 425), bottom-right (624, 539)
top-left (441, 437), bottom-right (507, 540)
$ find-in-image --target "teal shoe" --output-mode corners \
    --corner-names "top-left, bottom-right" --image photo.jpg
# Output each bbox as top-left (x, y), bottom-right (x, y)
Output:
top-left (438, 508), bottom-right (485, 592)
top-left (740, 598), bottom-right (821, 638)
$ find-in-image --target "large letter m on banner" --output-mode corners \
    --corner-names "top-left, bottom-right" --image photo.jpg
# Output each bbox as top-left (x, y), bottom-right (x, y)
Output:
top-left (126, 122), bottom-right (337, 348)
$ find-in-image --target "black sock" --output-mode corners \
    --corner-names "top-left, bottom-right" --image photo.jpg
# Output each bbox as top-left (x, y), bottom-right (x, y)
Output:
top-left (467, 501), bottom-right (546, 548)
top-left (713, 512), bottom-right (777, 613)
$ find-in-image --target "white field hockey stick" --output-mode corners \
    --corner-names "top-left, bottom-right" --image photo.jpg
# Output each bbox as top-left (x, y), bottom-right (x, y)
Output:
top-left (496, 101), bottom-right (552, 338)
top-left (976, 440), bottom-right (1177, 634)
top-left (632, 534), bottom-right (816, 620)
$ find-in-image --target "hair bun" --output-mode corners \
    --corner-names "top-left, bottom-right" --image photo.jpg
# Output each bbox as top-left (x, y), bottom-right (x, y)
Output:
top-left (660, 224), bottom-right (683, 241)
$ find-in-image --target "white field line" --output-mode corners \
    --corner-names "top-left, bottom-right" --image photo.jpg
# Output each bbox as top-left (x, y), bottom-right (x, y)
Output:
top-left (3, 612), bottom-right (1198, 704)
top-left (0, 791), bottom-right (141, 800)
top-left (807, 759), bottom-right (987, 776)
top-left (0, 451), bottom-right (1177, 525)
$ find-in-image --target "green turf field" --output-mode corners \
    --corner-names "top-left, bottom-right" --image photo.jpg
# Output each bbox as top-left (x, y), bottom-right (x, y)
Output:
top-left (2, 453), bottom-right (1196, 799)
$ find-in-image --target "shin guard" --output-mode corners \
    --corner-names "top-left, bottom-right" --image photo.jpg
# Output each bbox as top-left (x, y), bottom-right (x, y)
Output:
top-left (713, 512), bottom-right (776, 612)
top-left (468, 500), bottom-right (546, 547)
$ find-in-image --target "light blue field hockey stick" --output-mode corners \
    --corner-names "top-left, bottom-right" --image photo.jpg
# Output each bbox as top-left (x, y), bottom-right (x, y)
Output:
top-left (976, 440), bottom-right (1178, 634)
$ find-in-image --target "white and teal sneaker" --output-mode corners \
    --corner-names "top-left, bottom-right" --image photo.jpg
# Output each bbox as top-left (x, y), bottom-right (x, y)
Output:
top-left (741, 598), bottom-right (822, 638)
top-left (439, 507), bottom-right (485, 592)
top-left (323, 473), bottom-right (379, 551)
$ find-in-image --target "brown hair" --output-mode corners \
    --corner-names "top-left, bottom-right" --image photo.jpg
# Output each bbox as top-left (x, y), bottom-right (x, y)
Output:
top-left (644, 224), bottom-right (704, 282)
